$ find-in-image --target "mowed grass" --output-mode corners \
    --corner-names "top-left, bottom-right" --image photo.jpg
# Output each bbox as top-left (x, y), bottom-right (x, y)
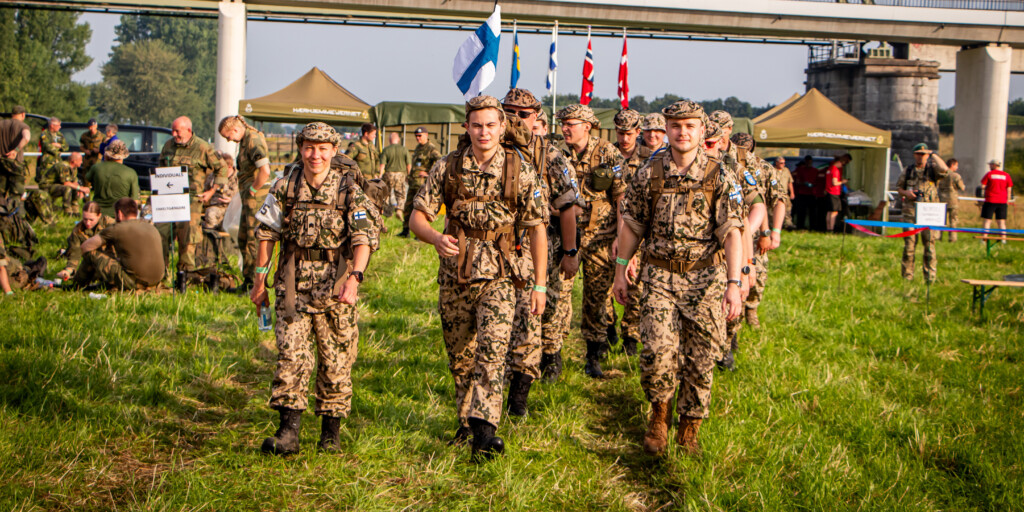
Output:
top-left (1, 211), bottom-right (1022, 511)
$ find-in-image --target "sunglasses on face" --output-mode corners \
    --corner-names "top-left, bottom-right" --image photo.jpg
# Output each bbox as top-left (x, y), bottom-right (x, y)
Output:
top-left (503, 109), bottom-right (535, 119)
top-left (704, 139), bottom-right (719, 149)
top-left (562, 121), bottom-right (586, 128)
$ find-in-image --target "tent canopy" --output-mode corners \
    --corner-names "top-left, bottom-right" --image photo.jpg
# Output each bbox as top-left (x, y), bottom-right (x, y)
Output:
top-left (752, 93), bottom-right (800, 125)
top-left (239, 67), bottom-right (372, 125)
top-left (753, 88), bottom-right (890, 149)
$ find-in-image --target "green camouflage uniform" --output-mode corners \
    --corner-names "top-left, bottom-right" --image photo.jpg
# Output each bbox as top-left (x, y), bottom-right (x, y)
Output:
top-left (896, 155), bottom-right (949, 282)
top-left (938, 171), bottom-right (965, 242)
top-left (0, 118), bottom-right (31, 213)
top-left (256, 164), bottom-right (379, 417)
top-left (414, 147), bottom-right (546, 428)
top-left (159, 135), bottom-right (227, 272)
top-left (346, 140), bottom-right (380, 180)
top-left (621, 148), bottom-right (743, 419)
top-left (614, 141), bottom-right (653, 345)
top-left (61, 214), bottom-right (115, 278)
top-left (198, 163), bottom-right (239, 271)
top-left (38, 129), bottom-right (68, 174)
top-left (380, 143), bottom-right (409, 217)
top-left (38, 161), bottom-right (80, 214)
top-left (80, 130), bottom-right (105, 175)
top-left (236, 128), bottom-right (271, 285)
top-left (405, 141), bottom-right (442, 231)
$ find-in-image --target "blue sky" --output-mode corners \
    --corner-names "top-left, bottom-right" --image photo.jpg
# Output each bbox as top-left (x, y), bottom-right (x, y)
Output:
top-left (76, 12), bottom-right (1023, 109)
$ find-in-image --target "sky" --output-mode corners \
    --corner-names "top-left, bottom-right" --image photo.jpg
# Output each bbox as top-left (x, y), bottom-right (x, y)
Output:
top-left (75, 12), bottom-right (1024, 109)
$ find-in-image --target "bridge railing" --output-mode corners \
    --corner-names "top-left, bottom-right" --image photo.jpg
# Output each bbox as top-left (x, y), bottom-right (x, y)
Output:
top-left (788, 0), bottom-right (1024, 11)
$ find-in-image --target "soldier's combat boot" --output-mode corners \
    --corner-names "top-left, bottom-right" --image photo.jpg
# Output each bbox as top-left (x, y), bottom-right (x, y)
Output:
top-left (622, 335), bottom-right (639, 356)
top-left (448, 424), bottom-right (471, 446)
top-left (175, 271), bottom-right (188, 294)
top-left (605, 323), bottom-right (618, 359)
top-left (469, 417), bottom-right (504, 460)
top-left (643, 401), bottom-right (671, 456)
top-left (318, 415), bottom-right (341, 452)
top-left (744, 307), bottom-right (760, 329)
top-left (507, 371), bottom-right (534, 417)
top-left (397, 227), bottom-right (410, 238)
top-left (584, 342), bottom-right (604, 379)
top-left (261, 408), bottom-right (302, 456)
top-left (676, 416), bottom-right (703, 456)
top-left (540, 351), bottom-right (563, 383)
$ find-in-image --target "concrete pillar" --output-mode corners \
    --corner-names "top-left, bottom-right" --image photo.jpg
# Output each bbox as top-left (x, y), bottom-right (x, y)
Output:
top-left (953, 44), bottom-right (1012, 189)
top-left (214, 1), bottom-right (246, 155)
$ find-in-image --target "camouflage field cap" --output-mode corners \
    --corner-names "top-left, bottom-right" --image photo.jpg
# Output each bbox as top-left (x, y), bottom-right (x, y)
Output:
top-left (295, 121), bottom-right (341, 147)
top-left (704, 120), bottom-right (723, 141)
top-left (731, 132), bottom-right (754, 150)
top-left (556, 104), bottom-right (600, 128)
top-left (502, 88), bottom-right (542, 110)
top-left (614, 109), bottom-right (643, 131)
top-left (662, 100), bottom-right (705, 120)
top-left (989, 158), bottom-right (1002, 166)
top-left (642, 113), bottom-right (666, 131)
top-left (465, 95), bottom-right (505, 120)
top-left (709, 110), bottom-right (734, 128)
top-left (103, 139), bottom-right (130, 160)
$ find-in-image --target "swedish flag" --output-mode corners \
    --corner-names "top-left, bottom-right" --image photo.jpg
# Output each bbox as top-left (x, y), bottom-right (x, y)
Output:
top-left (510, 22), bottom-right (521, 89)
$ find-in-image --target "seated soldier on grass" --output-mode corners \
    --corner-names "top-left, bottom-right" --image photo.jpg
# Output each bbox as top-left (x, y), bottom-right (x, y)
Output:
top-left (73, 198), bottom-right (164, 291)
top-left (55, 201), bottom-right (114, 282)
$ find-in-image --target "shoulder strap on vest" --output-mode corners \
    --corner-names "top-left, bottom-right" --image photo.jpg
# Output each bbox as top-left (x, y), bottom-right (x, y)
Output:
top-left (650, 155), bottom-right (666, 212)
top-left (504, 146), bottom-right (523, 214)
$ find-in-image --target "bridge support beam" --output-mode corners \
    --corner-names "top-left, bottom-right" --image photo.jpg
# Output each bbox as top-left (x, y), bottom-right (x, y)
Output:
top-left (214, 1), bottom-right (246, 154)
top-left (953, 44), bottom-right (1012, 189)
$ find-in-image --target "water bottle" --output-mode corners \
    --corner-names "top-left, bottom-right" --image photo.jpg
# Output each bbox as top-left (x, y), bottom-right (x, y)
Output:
top-left (88, 292), bottom-right (107, 300)
top-left (34, 277), bottom-right (55, 288)
top-left (258, 301), bottom-right (273, 332)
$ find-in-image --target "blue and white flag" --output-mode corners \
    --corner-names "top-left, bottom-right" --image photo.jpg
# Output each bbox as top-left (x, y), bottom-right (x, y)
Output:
top-left (510, 20), bottom-right (521, 89)
top-left (546, 21), bottom-right (558, 94)
top-left (453, 4), bottom-right (502, 100)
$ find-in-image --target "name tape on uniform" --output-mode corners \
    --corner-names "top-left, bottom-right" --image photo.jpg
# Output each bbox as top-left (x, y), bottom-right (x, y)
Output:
top-left (150, 166), bottom-right (190, 195)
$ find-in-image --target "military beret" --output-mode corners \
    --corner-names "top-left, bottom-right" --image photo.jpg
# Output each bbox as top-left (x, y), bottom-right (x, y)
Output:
top-left (731, 132), bottom-right (754, 151)
top-left (662, 100), bottom-right (705, 120)
top-left (556, 104), bottom-right (600, 129)
top-left (614, 109), bottom-right (643, 131)
top-left (704, 120), bottom-right (723, 141)
top-left (502, 88), bottom-right (542, 110)
top-left (103, 139), bottom-right (130, 160)
top-left (709, 110), bottom-right (734, 128)
top-left (11, 105), bottom-right (26, 115)
top-left (295, 121), bottom-right (342, 147)
top-left (465, 95), bottom-right (504, 120)
top-left (912, 143), bottom-right (929, 153)
top-left (642, 113), bottom-right (666, 131)
top-left (414, 126), bottom-right (428, 134)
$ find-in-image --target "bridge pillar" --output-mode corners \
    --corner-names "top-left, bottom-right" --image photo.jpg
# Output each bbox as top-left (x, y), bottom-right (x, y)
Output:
top-left (214, 1), bottom-right (246, 154)
top-left (953, 44), bottom-right (1012, 189)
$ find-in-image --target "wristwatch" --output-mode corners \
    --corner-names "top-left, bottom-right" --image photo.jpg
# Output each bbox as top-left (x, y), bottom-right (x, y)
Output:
top-left (741, 265), bottom-right (751, 276)
top-left (350, 271), bottom-right (364, 283)
top-left (561, 247), bottom-right (579, 257)
top-left (761, 229), bottom-right (772, 238)
top-left (726, 279), bottom-right (742, 287)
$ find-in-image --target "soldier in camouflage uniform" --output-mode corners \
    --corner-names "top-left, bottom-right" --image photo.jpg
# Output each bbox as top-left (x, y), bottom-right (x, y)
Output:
top-left (37, 152), bottom-right (85, 215)
top-left (613, 100), bottom-right (745, 457)
top-left (0, 106), bottom-right (32, 214)
top-left (80, 119), bottom-right (105, 175)
top-left (72, 198), bottom-right (164, 291)
top-left (56, 201), bottom-right (114, 281)
top-left (613, 109), bottom-right (652, 356)
top-left (0, 235), bottom-right (12, 295)
top-left (251, 122), bottom-right (379, 456)
top-left (938, 158), bottom-right (965, 242)
top-left (219, 116), bottom-right (272, 289)
top-left (38, 118), bottom-right (68, 174)
top-left (557, 104), bottom-right (626, 379)
top-left (400, 127), bottom-right (443, 237)
top-left (346, 123), bottom-right (380, 180)
top-left (642, 113), bottom-right (666, 153)
top-left (159, 116), bottom-right (228, 282)
top-left (410, 96), bottom-right (548, 459)
top-left (896, 143), bottom-right (949, 283)
top-left (379, 132), bottom-right (410, 218)
top-left (501, 88), bottom-right (582, 411)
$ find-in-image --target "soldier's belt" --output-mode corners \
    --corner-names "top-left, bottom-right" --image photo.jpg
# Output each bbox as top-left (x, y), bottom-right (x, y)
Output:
top-left (461, 224), bottom-right (513, 242)
top-left (643, 250), bottom-right (724, 274)
top-left (295, 247), bottom-right (339, 262)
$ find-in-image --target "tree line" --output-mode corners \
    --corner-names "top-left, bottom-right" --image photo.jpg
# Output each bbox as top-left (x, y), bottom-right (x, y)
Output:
top-left (540, 94), bottom-right (775, 118)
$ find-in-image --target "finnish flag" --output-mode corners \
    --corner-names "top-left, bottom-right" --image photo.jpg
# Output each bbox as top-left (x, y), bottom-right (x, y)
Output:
top-left (453, 5), bottom-right (502, 100)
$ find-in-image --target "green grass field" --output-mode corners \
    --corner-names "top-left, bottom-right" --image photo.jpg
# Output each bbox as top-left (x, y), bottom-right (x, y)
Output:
top-left (2, 212), bottom-right (1022, 511)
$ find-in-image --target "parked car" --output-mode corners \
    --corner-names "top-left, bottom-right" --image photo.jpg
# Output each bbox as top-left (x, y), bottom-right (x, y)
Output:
top-left (61, 122), bottom-right (174, 191)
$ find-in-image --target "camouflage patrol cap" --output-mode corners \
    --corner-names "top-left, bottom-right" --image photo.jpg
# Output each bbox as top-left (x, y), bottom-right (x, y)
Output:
top-left (294, 121), bottom-right (342, 147)
top-left (704, 120), bottom-right (723, 141)
top-left (709, 110), bottom-right (733, 128)
top-left (731, 132), bottom-right (754, 151)
top-left (103, 139), bottom-right (129, 160)
top-left (502, 88), bottom-right (542, 110)
top-left (661, 100), bottom-right (705, 120)
top-left (556, 104), bottom-right (600, 129)
top-left (465, 95), bottom-right (505, 120)
top-left (614, 109), bottom-right (643, 131)
top-left (642, 113), bottom-right (666, 132)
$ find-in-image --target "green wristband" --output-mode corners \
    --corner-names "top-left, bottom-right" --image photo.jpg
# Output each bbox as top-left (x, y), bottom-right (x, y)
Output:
top-left (771, 228), bottom-right (781, 233)
top-left (249, 186), bottom-right (258, 194)
top-left (255, 266), bottom-right (270, 274)
top-left (615, 257), bottom-right (630, 266)
top-left (533, 285), bottom-right (547, 293)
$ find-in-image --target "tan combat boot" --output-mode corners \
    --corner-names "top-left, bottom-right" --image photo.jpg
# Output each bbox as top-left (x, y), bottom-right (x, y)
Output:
top-left (744, 307), bottom-right (760, 328)
top-left (676, 416), bottom-right (703, 456)
top-left (643, 401), bottom-right (671, 456)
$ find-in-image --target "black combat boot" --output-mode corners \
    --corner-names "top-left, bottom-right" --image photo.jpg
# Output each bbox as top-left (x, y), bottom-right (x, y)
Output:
top-left (261, 408), bottom-right (302, 456)
top-left (506, 372), bottom-right (534, 417)
top-left (469, 417), bottom-right (504, 460)
top-left (540, 351), bottom-right (563, 383)
top-left (605, 324), bottom-right (618, 359)
top-left (175, 271), bottom-right (188, 294)
top-left (318, 415), bottom-right (341, 452)
top-left (584, 342), bottom-right (605, 379)
top-left (397, 227), bottom-right (410, 238)
top-left (448, 424), bottom-right (472, 446)
top-left (622, 335), bottom-right (639, 356)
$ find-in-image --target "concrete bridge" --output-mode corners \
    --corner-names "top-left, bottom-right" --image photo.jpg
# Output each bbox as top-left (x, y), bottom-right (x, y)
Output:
top-left (18, 0), bottom-right (1024, 184)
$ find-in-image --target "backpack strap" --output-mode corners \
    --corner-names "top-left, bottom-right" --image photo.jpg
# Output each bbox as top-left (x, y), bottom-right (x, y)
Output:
top-left (503, 146), bottom-right (523, 215)
top-left (650, 154), bottom-right (666, 214)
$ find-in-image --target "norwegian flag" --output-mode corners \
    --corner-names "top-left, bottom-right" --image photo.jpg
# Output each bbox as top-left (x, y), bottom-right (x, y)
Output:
top-left (580, 26), bottom-right (594, 106)
top-left (617, 29), bottom-right (629, 109)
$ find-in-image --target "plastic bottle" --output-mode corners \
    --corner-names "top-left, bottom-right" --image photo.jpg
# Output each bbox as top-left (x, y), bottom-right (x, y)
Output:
top-left (34, 278), bottom-right (55, 288)
top-left (258, 301), bottom-right (273, 331)
top-left (88, 292), bottom-right (107, 300)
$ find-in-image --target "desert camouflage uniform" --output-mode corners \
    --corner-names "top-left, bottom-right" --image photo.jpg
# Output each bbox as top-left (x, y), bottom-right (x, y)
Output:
top-left (414, 147), bottom-right (545, 427)
top-left (346, 140), bottom-right (380, 180)
top-left (38, 129), bottom-right (67, 173)
top-left (159, 135), bottom-right (227, 272)
top-left (745, 156), bottom-right (788, 315)
top-left (404, 141), bottom-right (442, 231)
top-left (896, 157), bottom-right (949, 282)
top-left (80, 130), bottom-right (105, 174)
top-left (938, 171), bottom-right (965, 242)
top-left (615, 140), bottom-right (653, 344)
top-left (509, 134), bottom-right (581, 379)
top-left (255, 165), bottom-right (379, 417)
top-left (236, 128), bottom-right (271, 285)
top-left (60, 214), bottom-right (115, 278)
top-left (38, 161), bottom-right (80, 214)
top-left (621, 148), bottom-right (743, 418)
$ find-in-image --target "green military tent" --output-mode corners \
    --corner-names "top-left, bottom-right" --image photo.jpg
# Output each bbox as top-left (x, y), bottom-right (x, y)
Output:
top-left (239, 67), bottom-right (373, 125)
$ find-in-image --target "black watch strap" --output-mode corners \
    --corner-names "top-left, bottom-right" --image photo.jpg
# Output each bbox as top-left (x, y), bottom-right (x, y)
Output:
top-left (561, 247), bottom-right (578, 257)
top-left (351, 271), bottom-right (364, 283)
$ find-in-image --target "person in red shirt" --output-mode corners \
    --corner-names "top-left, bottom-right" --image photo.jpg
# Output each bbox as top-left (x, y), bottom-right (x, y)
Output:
top-left (980, 159), bottom-right (1014, 237)
top-left (825, 154), bottom-right (851, 232)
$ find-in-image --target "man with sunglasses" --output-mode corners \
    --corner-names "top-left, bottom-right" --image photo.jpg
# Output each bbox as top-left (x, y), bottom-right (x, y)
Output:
top-left (501, 89), bottom-right (583, 403)
top-left (556, 104), bottom-right (625, 379)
